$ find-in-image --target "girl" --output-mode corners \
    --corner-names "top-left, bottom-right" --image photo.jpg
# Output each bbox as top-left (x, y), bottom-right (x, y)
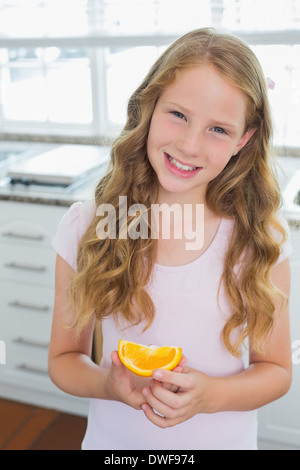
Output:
top-left (48, 28), bottom-right (293, 450)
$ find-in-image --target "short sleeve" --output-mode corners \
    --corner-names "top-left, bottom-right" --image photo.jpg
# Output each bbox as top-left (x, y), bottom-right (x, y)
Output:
top-left (52, 199), bottom-right (95, 271)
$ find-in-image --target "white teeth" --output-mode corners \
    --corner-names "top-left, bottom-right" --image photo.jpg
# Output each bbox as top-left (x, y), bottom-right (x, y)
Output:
top-left (168, 155), bottom-right (198, 171)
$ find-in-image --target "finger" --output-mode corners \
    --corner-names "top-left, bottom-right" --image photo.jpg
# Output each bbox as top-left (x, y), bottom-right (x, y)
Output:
top-left (152, 368), bottom-right (193, 389)
top-left (178, 355), bottom-right (188, 369)
top-left (110, 351), bottom-right (146, 410)
top-left (142, 403), bottom-right (175, 429)
top-left (142, 385), bottom-right (185, 425)
top-left (143, 381), bottom-right (186, 415)
top-left (163, 365), bottom-right (182, 391)
top-left (164, 357), bottom-right (187, 391)
top-left (111, 350), bottom-right (124, 368)
top-left (161, 375), bottom-right (180, 392)
top-left (162, 382), bottom-right (179, 393)
top-left (152, 377), bottom-right (177, 393)
top-left (171, 365), bottom-right (183, 373)
top-left (142, 387), bottom-right (175, 420)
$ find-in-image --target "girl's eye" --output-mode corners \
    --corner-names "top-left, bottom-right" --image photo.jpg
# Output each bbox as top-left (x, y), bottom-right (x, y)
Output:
top-left (172, 111), bottom-right (186, 120)
top-left (212, 126), bottom-right (227, 135)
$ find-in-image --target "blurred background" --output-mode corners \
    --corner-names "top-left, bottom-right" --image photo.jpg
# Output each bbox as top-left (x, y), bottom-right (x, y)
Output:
top-left (0, 0), bottom-right (299, 451)
top-left (0, 0), bottom-right (299, 149)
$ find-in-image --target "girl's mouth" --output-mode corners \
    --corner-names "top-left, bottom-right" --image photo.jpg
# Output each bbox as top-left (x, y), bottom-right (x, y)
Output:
top-left (164, 153), bottom-right (202, 178)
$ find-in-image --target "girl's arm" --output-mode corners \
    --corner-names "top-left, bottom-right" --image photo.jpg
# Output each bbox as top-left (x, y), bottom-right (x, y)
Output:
top-left (48, 254), bottom-right (145, 409)
top-left (141, 258), bottom-right (293, 427)
top-left (214, 256), bottom-right (292, 412)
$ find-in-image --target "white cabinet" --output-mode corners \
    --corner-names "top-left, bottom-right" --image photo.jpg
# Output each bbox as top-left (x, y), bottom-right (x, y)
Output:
top-left (258, 225), bottom-right (300, 449)
top-left (0, 201), bottom-right (89, 416)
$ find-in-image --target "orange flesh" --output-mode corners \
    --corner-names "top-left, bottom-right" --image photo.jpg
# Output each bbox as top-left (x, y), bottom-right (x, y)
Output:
top-left (123, 343), bottom-right (176, 370)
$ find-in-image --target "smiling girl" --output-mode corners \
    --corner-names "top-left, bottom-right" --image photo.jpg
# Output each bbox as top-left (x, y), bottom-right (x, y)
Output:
top-left (48, 28), bottom-right (292, 450)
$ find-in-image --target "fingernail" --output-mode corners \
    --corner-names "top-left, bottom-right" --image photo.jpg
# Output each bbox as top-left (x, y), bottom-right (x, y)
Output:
top-left (142, 388), bottom-right (148, 397)
top-left (153, 370), bottom-right (163, 379)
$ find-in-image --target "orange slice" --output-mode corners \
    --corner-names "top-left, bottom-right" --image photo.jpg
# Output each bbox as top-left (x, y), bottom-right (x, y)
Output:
top-left (118, 340), bottom-right (182, 377)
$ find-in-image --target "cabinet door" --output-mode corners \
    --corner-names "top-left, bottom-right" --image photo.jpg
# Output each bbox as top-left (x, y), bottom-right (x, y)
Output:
top-left (0, 201), bottom-right (67, 247)
top-left (0, 201), bottom-right (68, 285)
top-left (258, 226), bottom-right (300, 449)
top-left (0, 243), bottom-right (56, 286)
top-left (0, 280), bottom-right (54, 378)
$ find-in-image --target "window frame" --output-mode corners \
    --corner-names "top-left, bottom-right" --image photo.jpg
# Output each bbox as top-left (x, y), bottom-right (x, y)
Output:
top-left (0, 44), bottom-right (101, 137)
top-left (0, 30), bottom-right (299, 151)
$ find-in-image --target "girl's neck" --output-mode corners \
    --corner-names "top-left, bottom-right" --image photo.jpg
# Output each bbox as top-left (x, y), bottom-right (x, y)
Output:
top-left (156, 186), bottom-right (207, 207)
top-left (154, 208), bottom-right (222, 267)
top-left (152, 187), bottom-right (222, 266)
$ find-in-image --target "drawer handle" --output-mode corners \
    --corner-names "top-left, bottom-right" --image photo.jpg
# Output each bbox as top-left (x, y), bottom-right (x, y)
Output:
top-left (5, 262), bottom-right (46, 272)
top-left (2, 231), bottom-right (44, 241)
top-left (16, 363), bottom-right (48, 376)
top-left (9, 300), bottom-right (50, 313)
top-left (13, 337), bottom-right (49, 349)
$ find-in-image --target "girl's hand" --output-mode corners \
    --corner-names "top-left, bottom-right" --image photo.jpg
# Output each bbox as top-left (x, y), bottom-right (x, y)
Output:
top-left (104, 350), bottom-right (146, 410)
top-left (158, 355), bottom-right (187, 393)
top-left (141, 366), bottom-right (214, 428)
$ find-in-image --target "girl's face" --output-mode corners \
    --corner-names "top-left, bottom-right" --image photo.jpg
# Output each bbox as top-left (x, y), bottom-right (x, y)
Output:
top-left (147, 64), bottom-right (255, 204)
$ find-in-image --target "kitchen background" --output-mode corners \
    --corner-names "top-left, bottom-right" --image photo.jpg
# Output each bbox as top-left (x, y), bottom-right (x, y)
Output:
top-left (0, 0), bottom-right (299, 450)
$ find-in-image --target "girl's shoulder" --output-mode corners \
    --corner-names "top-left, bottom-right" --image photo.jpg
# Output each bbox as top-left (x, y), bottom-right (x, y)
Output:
top-left (52, 199), bottom-right (96, 271)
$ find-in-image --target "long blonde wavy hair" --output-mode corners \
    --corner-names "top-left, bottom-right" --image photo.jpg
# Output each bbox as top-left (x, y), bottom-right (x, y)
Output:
top-left (69, 28), bottom-right (287, 357)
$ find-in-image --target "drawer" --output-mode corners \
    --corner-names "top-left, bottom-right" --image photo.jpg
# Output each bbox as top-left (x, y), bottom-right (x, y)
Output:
top-left (0, 281), bottom-right (54, 376)
top-left (5, 340), bottom-right (49, 377)
top-left (0, 280), bottom-right (54, 340)
top-left (0, 243), bottom-right (56, 286)
top-left (0, 201), bottom-right (67, 248)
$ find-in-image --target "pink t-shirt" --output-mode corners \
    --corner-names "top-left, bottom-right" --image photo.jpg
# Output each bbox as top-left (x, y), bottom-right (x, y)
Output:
top-left (52, 199), bottom-right (292, 450)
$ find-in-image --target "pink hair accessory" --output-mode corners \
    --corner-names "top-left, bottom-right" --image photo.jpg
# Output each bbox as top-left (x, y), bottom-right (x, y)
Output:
top-left (266, 77), bottom-right (276, 90)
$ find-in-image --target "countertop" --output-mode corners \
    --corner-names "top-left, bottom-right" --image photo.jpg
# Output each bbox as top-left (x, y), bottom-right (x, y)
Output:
top-left (0, 141), bottom-right (110, 207)
top-left (0, 169), bottom-right (107, 207)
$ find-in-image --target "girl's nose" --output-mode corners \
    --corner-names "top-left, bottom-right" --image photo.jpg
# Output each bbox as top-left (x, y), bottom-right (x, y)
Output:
top-left (175, 126), bottom-right (202, 159)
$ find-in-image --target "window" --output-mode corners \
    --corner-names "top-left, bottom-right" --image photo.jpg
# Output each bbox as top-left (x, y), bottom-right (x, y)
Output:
top-left (221, 0), bottom-right (300, 31)
top-left (0, 48), bottom-right (93, 128)
top-left (252, 45), bottom-right (300, 148)
top-left (0, 0), bottom-right (299, 150)
top-left (105, 46), bottom-right (165, 127)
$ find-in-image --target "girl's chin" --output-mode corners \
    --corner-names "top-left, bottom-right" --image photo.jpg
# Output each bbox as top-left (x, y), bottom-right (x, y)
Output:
top-left (156, 177), bottom-right (207, 201)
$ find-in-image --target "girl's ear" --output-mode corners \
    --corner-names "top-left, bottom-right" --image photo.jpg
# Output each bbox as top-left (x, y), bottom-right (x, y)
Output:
top-left (235, 128), bottom-right (257, 154)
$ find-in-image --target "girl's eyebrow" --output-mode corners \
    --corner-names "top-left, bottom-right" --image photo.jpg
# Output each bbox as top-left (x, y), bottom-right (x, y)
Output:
top-left (164, 101), bottom-right (192, 116)
top-left (164, 101), bottom-right (239, 130)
